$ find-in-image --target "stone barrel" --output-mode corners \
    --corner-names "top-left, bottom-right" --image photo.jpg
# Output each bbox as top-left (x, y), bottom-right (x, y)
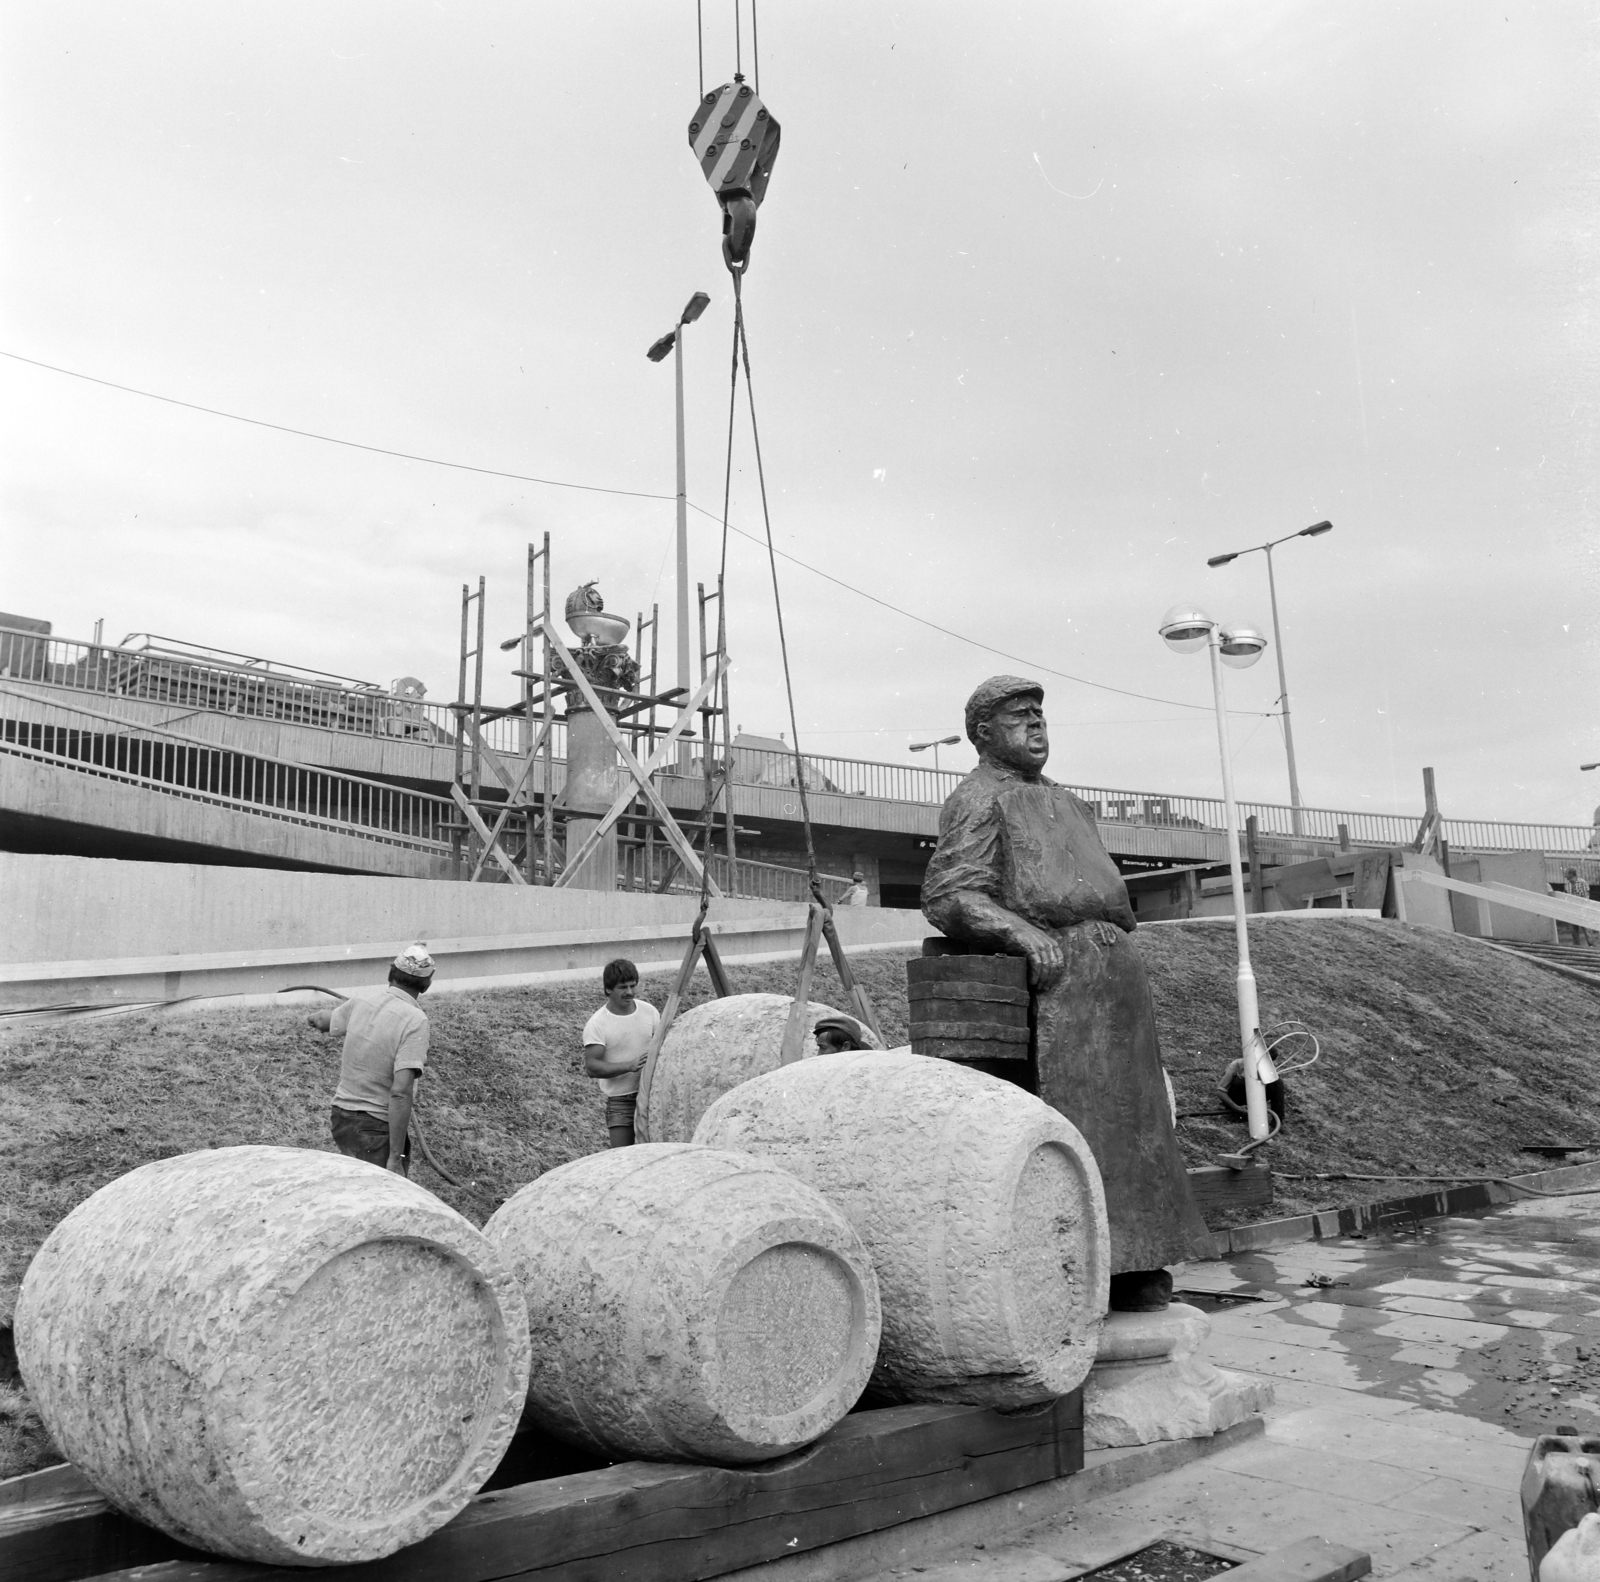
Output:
top-left (906, 952), bottom-right (1031, 1063)
top-left (15, 1146), bottom-right (531, 1567)
top-left (484, 1143), bottom-right (880, 1465)
top-left (694, 1050), bottom-right (1109, 1409)
top-left (637, 992), bottom-right (873, 1143)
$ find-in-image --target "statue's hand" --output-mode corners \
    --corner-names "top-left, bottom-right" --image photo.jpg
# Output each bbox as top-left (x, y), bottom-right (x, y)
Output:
top-left (1013, 924), bottom-right (1064, 989)
top-left (1085, 920), bottom-right (1123, 948)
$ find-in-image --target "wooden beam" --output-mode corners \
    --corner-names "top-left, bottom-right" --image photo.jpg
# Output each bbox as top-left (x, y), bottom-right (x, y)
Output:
top-left (468, 727), bottom-right (550, 883)
top-left (1187, 1163), bottom-right (1273, 1220)
top-left (779, 902), bottom-right (828, 1065)
top-left (550, 649), bottom-right (725, 896)
top-left (450, 785), bottom-right (527, 886)
top-left (44, 1396), bottom-right (1082, 1582)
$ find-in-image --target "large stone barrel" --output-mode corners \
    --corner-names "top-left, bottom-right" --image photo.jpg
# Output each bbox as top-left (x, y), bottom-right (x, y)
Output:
top-left (15, 1146), bottom-right (531, 1567)
top-left (637, 992), bottom-right (875, 1143)
top-left (694, 1050), bottom-right (1109, 1408)
top-left (907, 952), bottom-right (1031, 1063)
top-left (484, 1143), bottom-right (880, 1465)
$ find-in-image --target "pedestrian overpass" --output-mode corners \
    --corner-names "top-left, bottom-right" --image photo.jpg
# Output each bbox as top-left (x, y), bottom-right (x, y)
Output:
top-left (1, 623), bottom-right (1592, 906)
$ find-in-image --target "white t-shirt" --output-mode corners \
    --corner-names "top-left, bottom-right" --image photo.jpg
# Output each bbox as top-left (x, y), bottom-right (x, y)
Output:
top-left (581, 1001), bottom-right (661, 1096)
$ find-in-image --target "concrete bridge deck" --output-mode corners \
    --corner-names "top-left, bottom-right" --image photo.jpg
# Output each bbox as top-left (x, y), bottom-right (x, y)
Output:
top-left (3, 665), bottom-right (1593, 896)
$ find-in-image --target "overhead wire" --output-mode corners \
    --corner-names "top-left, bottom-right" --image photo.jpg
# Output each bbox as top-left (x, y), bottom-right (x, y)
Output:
top-left (0, 345), bottom-right (1277, 717)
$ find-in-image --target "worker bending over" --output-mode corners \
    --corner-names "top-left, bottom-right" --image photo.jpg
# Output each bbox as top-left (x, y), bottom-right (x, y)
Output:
top-left (309, 943), bottom-right (436, 1175)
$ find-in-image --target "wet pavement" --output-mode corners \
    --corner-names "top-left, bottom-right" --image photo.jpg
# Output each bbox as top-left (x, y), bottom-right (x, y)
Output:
top-left (881, 1191), bottom-right (1600, 1580)
top-left (1184, 1192), bottom-right (1600, 1436)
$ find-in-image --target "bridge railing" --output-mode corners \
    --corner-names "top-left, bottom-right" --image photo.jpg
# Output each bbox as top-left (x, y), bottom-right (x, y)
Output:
top-left (719, 742), bottom-right (1595, 853)
top-left (0, 625), bottom-right (525, 751)
top-left (0, 687), bottom-right (455, 852)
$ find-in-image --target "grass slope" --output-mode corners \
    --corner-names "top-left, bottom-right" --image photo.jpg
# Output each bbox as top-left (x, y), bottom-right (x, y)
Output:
top-left (2, 918), bottom-right (1595, 1477)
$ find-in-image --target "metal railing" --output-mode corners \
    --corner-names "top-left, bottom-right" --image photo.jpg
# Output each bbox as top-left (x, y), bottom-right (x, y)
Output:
top-left (8, 626), bottom-right (1594, 858)
top-left (0, 688), bottom-right (454, 852)
top-left (0, 689), bottom-right (860, 898)
top-left (0, 624), bottom-right (514, 750)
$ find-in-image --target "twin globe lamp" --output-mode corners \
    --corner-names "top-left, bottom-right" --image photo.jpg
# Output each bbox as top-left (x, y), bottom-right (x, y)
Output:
top-left (1157, 606), bottom-right (1280, 1143)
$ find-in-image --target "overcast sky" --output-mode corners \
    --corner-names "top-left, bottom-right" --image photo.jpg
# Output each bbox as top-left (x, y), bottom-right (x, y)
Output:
top-left (2, 3), bottom-right (1595, 826)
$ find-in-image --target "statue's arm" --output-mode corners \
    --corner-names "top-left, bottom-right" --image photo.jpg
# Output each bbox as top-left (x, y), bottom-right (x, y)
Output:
top-left (923, 888), bottom-right (1065, 988)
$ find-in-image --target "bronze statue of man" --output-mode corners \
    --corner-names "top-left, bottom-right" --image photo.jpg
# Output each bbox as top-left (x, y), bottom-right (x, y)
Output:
top-left (920, 676), bottom-right (1212, 1311)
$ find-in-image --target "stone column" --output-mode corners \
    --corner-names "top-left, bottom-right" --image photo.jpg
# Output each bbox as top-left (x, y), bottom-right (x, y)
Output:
top-left (562, 707), bottom-right (623, 891)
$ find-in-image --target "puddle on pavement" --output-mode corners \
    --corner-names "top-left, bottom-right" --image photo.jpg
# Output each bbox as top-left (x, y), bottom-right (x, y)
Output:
top-left (1191, 1195), bottom-right (1600, 1436)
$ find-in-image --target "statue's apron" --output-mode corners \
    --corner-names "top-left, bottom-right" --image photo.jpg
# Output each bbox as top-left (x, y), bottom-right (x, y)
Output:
top-left (993, 782), bottom-right (1214, 1273)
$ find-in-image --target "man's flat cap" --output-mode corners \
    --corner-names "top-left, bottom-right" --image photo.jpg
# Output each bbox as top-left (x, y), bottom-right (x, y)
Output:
top-left (964, 675), bottom-right (1045, 743)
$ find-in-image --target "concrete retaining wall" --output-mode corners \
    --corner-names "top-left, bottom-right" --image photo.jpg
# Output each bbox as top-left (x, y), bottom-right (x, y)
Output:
top-left (0, 852), bottom-right (936, 1010)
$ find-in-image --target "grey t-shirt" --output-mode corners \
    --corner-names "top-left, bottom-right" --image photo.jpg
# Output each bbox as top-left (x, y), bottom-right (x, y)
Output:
top-left (331, 987), bottom-right (429, 1119)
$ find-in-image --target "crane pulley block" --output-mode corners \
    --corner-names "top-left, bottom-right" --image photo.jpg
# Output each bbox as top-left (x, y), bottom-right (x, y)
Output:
top-left (688, 78), bottom-right (780, 271)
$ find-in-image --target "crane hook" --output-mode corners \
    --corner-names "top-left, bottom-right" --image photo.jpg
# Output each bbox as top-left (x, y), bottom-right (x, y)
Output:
top-left (688, 77), bottom-right (780, 273)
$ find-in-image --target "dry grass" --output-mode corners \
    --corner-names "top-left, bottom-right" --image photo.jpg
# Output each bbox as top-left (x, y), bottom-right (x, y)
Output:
top-left (2, 918), bottom-right (1595, 1480)
top-left (1145, 918), bottom-right (1600, 1215)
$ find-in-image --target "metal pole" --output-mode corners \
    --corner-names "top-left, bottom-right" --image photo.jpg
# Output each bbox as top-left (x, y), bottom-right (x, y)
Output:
top-left (1263, 544), bottom-right (1304, 835)
top-left (1208, 631), bottom-right (1272, 1141)
top-left (674, 326), bottom-right (692, 771)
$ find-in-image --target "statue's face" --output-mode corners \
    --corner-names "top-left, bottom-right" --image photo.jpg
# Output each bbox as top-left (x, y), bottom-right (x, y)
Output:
top-left (978, 696), bottom-right (1048, 772)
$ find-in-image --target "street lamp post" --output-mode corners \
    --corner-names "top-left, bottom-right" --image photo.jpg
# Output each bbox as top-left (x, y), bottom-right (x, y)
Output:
top-left (910, 734), bottom-right (960, 774)
top-left (647, 290), bottom-right (712, 770)
top-left (1207, 520), bottom-right (1332, 836)
top-left (1158, 605), bottom-right (1280, 1143)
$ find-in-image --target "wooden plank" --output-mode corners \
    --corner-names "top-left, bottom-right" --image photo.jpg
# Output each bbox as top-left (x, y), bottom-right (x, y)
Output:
top-left (1223, 1535), bottom-right (1370, 1581)
top-left (55, 1397), bottom-right (1081, 1582)
top-left (906, 982), bottom-right (1030, 1006)
top-left (449, 784), bottom-right (527, 886)
top-left (1187, 1163), bottom-right (1273, 1218)
top-left (907, 1020), bottom-right (1030, 1043)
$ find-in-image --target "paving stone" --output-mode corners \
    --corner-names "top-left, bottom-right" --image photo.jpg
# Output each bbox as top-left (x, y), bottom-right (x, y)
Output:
top-left (1210, 1436), bottom-right (1435, 1505)
top-left (1379, 1472), bottom-right (1523, 1530)
top-left (1380, 1521), bottom-right (1530, 1578)
top-left (1264, 1405), bottom-right (1530, 1488)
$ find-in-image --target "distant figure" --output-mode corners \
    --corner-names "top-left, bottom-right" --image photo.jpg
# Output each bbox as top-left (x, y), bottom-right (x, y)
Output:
top-left (839, 870), bottom-right (870, 907)
top-left (812, 1014), bottom-right (869, 1054)
top-left (1565, 867), bottom-right (1596, 948)
top-left (582, 958), bottom-right (661, 1148)
top-left (309, 944), bottom-right (435, 1175)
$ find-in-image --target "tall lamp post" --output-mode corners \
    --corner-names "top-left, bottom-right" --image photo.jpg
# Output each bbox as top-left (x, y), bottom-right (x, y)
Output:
top-left (647, 290), bottom-right (712, 770)
top-left (1158, 604), bottom-right (1280, 1143)
top-left (1206, 520), bottom-right (1332, 836)
top-left (910, 734), bottom-right (960, 773)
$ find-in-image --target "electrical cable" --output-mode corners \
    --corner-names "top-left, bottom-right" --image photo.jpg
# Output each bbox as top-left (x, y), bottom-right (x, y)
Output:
top-left (0, 345), bottom-right (1276, 716)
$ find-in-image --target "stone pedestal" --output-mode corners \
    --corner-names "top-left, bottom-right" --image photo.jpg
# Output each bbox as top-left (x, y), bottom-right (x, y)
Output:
top-left (562, 709), bottom-right (624, 891)
top-left (1084, 1301), bottom-right (1271, 1450)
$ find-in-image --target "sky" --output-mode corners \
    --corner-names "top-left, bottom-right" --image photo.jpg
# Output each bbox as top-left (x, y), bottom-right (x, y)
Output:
top-left (2, 2), bottom-right (1595, 826)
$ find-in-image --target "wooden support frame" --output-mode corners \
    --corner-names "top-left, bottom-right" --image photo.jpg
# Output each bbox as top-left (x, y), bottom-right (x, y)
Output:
top-left (466, 721), bottom-right (553, 884)
top-left (449, 785), bottom-right (526, 886)
top-left (547, 637), bottom-right (726, 897)
top-left (633, 917), bottom-right (734, 1142)
top-left (5, 1395), bottom-right (1083, 1582)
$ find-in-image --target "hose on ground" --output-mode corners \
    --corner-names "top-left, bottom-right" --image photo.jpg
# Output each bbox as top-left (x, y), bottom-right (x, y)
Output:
top-left (1276, 1170), bottom-right (1600, 1200)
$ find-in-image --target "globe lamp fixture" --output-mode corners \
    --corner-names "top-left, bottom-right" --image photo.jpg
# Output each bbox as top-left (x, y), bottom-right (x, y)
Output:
top-left (1219, 624), bottom-right (1269, 669)
top-left (1158, 605), bottom-right (1216, 655)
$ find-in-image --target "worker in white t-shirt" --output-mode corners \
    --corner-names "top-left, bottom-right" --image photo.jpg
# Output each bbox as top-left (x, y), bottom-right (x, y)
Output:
top-left (582, 957), bottom-right (662, 1148)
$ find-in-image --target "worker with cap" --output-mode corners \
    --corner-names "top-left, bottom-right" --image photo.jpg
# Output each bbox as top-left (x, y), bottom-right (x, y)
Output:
top-left (308, 943), bottom-right (436, 1176)
top-left (812, 1014), bottom-right (869, 1055)
top-left (920, 677), bottom-right (1212, 1312)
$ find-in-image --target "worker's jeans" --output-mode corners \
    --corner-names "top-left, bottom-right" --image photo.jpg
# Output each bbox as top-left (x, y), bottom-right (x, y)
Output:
top-left (330, 1105), bottom-right (409, 1173)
